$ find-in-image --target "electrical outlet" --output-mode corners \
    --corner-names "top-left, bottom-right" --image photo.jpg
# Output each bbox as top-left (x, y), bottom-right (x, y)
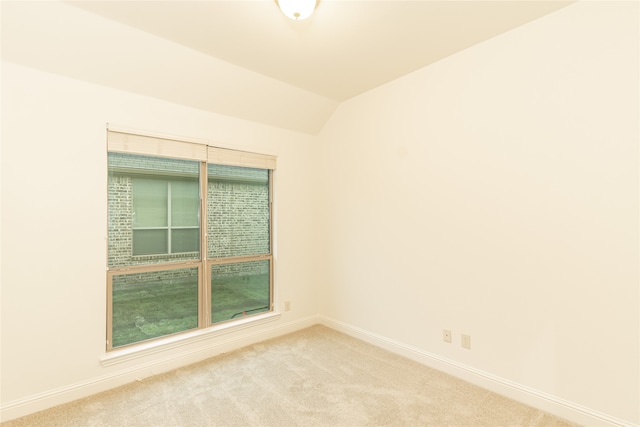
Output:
top-left (443, 329), bottom-right (452, 343)
top-left (461, 334), bottom-right (471, 349)
top-left (284, 301), bottom-right (291, 312)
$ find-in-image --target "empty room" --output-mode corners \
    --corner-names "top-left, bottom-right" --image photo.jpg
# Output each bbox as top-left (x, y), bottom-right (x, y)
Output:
top-left (1, 0), bottom-right (638, 426)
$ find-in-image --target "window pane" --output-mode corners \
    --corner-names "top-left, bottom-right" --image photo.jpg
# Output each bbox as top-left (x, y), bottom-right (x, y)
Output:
top-left (208, 165), bottom-right (270, 258)
top-left (133, 229), bottom-right (168, 256)
top-left (133, 179), bottom-right (167, 227)
top-left (171, 180), bottom-right (199, 227)
top-left (111, 267), bottom-right (198, 348)
top-left (171, 228), bottom-right (199, 253)
top-left (210, 260), bottom-right (270, 324)
top-left (108, 153), bottom-right (200, 267)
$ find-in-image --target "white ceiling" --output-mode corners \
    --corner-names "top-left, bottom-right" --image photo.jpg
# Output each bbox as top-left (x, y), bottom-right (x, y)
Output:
top-left (2, 0), bottom-right (574, 133)
top-left (70, 0), bottom-right (573, 101)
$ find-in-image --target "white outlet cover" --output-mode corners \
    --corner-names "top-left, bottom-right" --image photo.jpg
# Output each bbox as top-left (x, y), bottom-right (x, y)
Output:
top-left (461, 334), bottom-right (471, 349)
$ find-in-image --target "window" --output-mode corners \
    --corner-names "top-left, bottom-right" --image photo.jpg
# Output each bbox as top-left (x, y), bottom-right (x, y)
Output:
top-left (132, 178), bottom-right (200, 255)
top-left (107, 130), bottom-right (275, 350)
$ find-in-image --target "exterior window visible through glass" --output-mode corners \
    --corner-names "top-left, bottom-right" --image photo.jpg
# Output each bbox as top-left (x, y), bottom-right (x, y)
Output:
top-left (107, 153), bottom-right (200, 268)
top-left (131, 178), bottom-right (199, 255)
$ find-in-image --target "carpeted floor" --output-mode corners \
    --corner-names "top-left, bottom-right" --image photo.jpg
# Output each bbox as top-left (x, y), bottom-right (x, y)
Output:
top-left (1, 325), bottom-right (578, 426)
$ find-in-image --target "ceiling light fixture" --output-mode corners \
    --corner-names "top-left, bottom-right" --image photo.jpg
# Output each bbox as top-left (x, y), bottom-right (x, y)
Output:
top-left (277, 0), bottom-right (317, 20)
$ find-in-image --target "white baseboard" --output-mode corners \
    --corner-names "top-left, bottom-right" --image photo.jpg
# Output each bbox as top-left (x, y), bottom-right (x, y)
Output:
top-left (319, 316), bottom-right (636, 427)
top-left (0, 315), bottom-right (320, 423)
top-left (3, 315), bottom-right (635, 427)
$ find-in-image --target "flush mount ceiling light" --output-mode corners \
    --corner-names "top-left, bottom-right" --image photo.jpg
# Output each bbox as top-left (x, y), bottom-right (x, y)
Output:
top-left (277, 0), bottom-right (317, 20)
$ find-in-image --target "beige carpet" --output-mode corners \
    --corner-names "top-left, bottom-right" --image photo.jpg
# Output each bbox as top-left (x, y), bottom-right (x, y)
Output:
top-left (2, 325), bottom-right (578, 427)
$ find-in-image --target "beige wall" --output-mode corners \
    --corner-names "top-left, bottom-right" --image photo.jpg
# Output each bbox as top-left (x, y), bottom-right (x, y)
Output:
top-left (0, 1), bottom-right (338, 134)
top-left (0, 62), bottom-right (320, 415)
top-left (1, 0), bottom-right (638, 425)
top-left (316, 1), bottom-right (638, 424)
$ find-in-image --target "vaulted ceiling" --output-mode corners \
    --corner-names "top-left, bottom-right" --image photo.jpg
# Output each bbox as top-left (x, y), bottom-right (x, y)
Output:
top-left (2, 1), bottom-right (573, 133)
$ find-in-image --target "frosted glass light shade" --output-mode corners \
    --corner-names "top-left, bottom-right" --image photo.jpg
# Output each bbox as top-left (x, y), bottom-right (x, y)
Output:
top-left (278, 0), bottom-right (317, 20)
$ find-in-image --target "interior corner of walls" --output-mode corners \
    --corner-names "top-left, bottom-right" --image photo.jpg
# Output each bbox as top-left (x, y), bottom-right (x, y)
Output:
top-left (317, 316), bottom-right (638, 427)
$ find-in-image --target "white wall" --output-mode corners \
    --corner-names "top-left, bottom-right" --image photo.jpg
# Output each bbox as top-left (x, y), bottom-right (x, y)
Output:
top-left (317, 1), bottom-right (639, 425)
top-left (0, 61), bottom-right (320, 418)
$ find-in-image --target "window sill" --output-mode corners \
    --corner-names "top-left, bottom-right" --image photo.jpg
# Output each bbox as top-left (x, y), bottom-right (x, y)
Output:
top-left (100, 311), bottom-right (281, 367)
